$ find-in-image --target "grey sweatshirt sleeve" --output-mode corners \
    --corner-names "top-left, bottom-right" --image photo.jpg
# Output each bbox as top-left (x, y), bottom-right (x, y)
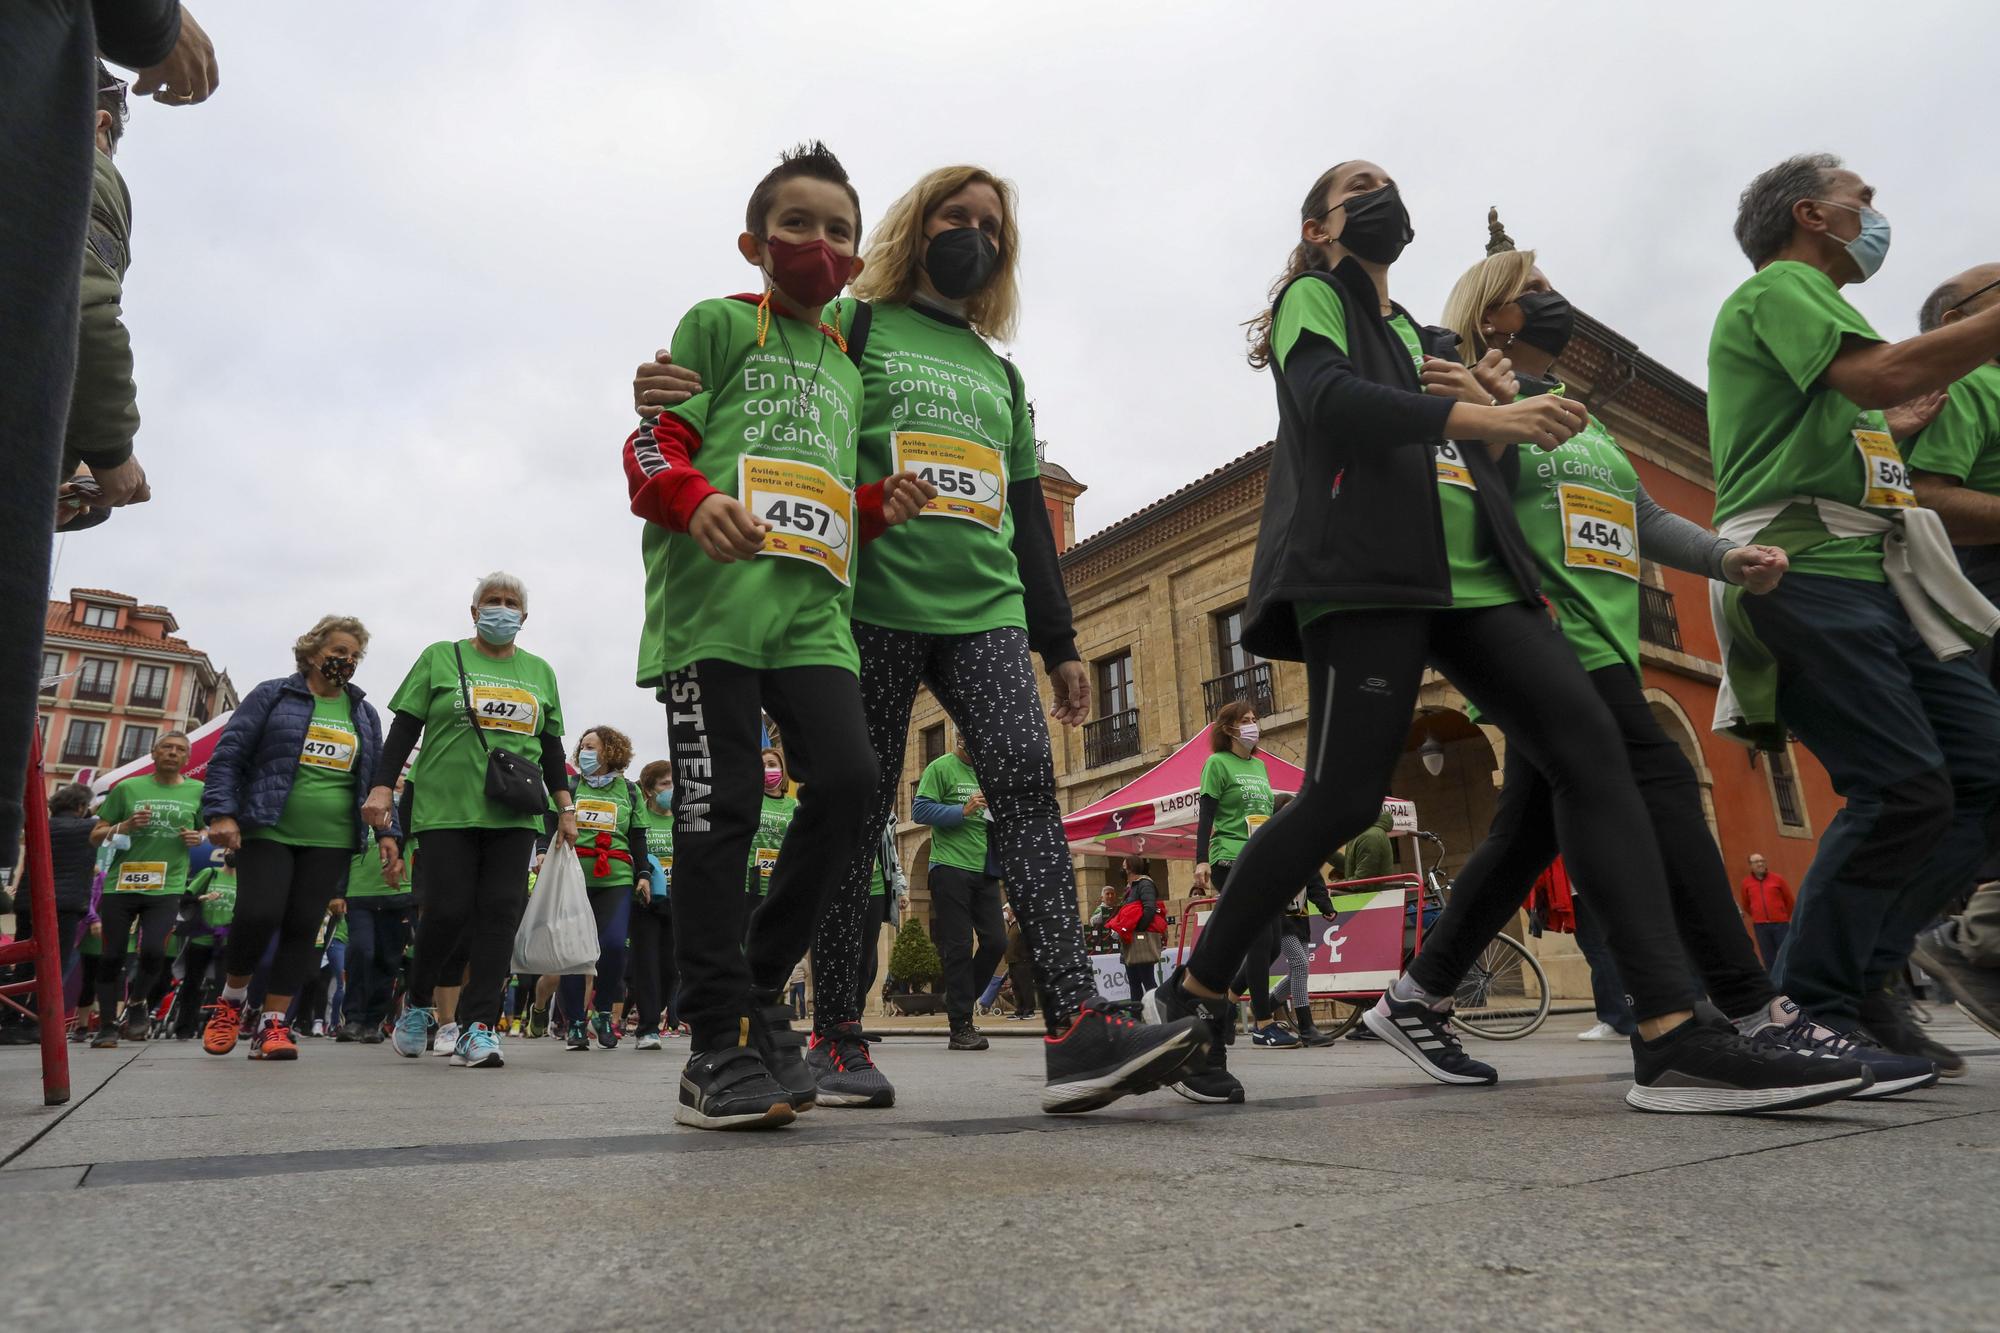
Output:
top-left (1635, 480), bottom-right (1734, 582)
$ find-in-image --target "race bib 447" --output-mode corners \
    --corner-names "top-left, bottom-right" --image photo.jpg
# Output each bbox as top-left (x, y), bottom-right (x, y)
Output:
top-left (470, 684), bottom-right (538, 735)
top-left (892, 431), bottom-right (1006, 531)
top-left (740, 455), bottom-right (855, 586)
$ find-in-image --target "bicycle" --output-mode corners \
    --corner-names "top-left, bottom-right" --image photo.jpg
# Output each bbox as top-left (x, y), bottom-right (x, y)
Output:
top-left (1406, 833), bottom-right (1550, 1041)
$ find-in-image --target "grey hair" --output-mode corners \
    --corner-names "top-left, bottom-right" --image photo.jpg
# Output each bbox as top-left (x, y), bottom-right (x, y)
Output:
top-left (472, 571), bottom-right (528, 612)
top-left (1733, 153), bottom-right (1842, 267)
top-left (1919, 278), bottom-right (1963, 333)
top-left (293, 615), bottom-right (370, 671)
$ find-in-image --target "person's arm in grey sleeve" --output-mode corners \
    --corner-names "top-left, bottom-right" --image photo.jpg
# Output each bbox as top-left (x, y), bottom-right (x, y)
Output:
top-left (1635, 480), bottom-right (1733, 582)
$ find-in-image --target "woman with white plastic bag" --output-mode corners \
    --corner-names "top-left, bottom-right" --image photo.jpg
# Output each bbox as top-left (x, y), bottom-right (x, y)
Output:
top-left (364, 572), bottom-right (576, 1069)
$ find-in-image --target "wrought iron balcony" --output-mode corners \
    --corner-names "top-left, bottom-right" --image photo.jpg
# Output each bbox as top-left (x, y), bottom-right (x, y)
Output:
top-left (1639, 583), bottom-right (1682, 653)
top-left (1201, 662), bottom-right (1276, 719)
top-left (1083, 708), bottom-right (1142, 769)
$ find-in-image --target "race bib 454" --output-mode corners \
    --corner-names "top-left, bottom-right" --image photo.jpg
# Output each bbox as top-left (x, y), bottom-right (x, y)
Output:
top-left (1557, 483), bottom-right (1639, 580)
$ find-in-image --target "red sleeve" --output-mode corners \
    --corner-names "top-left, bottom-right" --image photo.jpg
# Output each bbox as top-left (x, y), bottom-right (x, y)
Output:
top-left (624, 417), bottom-right (720, 533)
top-left (855, 480), bottom-right (888, 546)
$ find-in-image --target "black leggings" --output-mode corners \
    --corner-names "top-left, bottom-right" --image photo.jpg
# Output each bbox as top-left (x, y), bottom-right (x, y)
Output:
top-left (224, 840), bottom-right (350, 999)
top-left (855, 893), bottom-right (887, 1011)
top-left (931, 864), bottom-right (1006, 1023)
top-left (628, 901), bottom-right (678, 1032)
top-left (558, 881), bottom-right (631, 1018)
top-left (812, 623), bottom-right (1093, 1036)
top-left (663, 660), bottom-right (877, 1052)
top-left (95, 893), bottom-right (178, 1019)
top-left (1186, 604), bottom-right (1698, 1020)
top-left (406, 826), bottom-right (536, 1030)
top-left (1409, 663), bottom-right (1772, 1018)
top-left (1213, 861), bottom-right (1277, 1021)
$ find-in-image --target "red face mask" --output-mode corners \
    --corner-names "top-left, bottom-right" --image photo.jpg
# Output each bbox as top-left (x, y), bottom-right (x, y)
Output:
top-left (765, 236), bottom-right (855, 309)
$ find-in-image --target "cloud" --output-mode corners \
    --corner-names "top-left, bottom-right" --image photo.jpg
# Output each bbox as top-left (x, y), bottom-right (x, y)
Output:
top-left (59, 0), bottom-right (2000, 755)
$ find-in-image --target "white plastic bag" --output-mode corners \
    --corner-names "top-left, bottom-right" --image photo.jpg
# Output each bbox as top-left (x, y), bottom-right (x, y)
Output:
top-left (512, 843), bottom-right (599, 975)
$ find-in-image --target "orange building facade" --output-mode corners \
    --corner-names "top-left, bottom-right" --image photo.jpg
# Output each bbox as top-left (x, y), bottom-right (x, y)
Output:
top-left (36, 588), bottom-right (238, 794)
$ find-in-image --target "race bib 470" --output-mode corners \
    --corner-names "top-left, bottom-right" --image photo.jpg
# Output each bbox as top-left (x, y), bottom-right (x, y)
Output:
top-left (892, 431), bottom-right (1006, 531)
top-left (300, 722), bottom-right (358, 772)
top-left (740, 455), bottom-right (855, 586)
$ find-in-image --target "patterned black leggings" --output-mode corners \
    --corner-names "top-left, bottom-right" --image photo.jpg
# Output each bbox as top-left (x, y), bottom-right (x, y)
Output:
top-left (812, 624), bottom-right (1092, 1032)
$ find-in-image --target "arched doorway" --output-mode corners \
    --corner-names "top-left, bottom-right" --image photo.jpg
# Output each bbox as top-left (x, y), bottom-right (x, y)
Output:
top-left (1645, 688), bottom-right (1721, 843)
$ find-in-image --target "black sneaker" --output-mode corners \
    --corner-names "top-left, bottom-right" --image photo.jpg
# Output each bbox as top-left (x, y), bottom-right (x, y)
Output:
top-left (565, 1020), bottom-right (591, 1052)
top-left (1042, 996), bottom-right (1208, 1114)
top-left (947, 1022), bottom-right (989, 1052)
top-left (121, 1008), bottom-right (150, 1042)
top-left (1736, 996), bottom-right (1938, 1099)
top-left (749, 996), bottom-right (818, 1112)
top-left (675, 1046), bottom-right (798, 1131)
top-left (1858, 987), bottom-right (1966, 1078)
top-left (1142, 971), bottom-right (1244, 1104)
top-left (590, 1010), bottom-right (620, 1050)
top-left (1911, 923), bottom-right (2000, 1041)
top-left (808, 1022), bottom-right (895, 1109)
top-left (90, 1026), bottom-right (119, 1049)
top-left (1628, 1016), bottom-right (1872, 1114)
top-left (1364, 993), bottom-right (1498, 1085)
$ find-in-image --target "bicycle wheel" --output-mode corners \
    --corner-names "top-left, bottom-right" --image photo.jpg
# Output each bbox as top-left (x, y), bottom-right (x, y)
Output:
top-left (1450, 934), bottom-right (1550, 1040)
top-left (1320, 1000), bottom-right (1367, 1039)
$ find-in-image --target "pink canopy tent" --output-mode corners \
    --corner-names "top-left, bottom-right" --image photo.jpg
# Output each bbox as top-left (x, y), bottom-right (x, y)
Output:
top-left (87, 711), bottom-right (234, 797)
top-left (1063, 730), bottom-right (1307, 860)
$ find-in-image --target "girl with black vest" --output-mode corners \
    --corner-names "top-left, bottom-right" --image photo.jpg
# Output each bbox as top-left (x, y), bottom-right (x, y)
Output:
top-left (1147, 160), bottom-right (1869, 1116)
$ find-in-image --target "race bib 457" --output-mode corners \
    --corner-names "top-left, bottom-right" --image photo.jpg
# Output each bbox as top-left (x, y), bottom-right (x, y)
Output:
top-left (740, 455), bottom-right (855, 586)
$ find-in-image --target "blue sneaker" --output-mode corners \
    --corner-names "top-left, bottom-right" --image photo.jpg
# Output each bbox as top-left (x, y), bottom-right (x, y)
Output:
top-left (451, 1023), bottom-right (505, 1069)
top-left (1736, 996), bottom-right (1937, 1099)
top-left (392, 1006), bottom-right (437, 1059)
top-left (1250, 1021), bottom-right (1301, 1048)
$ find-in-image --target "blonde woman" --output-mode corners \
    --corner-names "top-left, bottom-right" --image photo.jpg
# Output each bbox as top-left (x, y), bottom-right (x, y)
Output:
top-left (198, 616), bottom-right (398, 1060)
top-left (631, 166), bottom-right (1207, 1115)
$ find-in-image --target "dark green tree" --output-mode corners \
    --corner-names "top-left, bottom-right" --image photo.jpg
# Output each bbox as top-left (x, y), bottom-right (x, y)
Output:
top-left (887, 915), bottom-right (943, 990)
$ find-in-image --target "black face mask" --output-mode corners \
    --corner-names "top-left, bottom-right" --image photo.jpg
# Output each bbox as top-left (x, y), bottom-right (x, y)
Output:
top-left (1513, 289), bottom-right (1576, 357)
top-left (1326, 183), bottom-right (1414, 265)
top-left (319, 656), bottom-right (357, 686)
top-left (1511, 369), bottom-right (1563, 399)
top-left (924, 227), bottom-right (1000, 300)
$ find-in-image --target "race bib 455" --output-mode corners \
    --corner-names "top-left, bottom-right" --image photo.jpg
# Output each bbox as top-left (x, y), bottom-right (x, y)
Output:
top-left (892, 431), bottom-right (1006, 531)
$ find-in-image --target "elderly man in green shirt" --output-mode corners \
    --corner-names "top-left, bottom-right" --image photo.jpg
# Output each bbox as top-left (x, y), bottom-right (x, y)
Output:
top-left (1902, 262), bottom-right (2000, 1040)
top-left (1706, 154), bottom-right (2000, 1073)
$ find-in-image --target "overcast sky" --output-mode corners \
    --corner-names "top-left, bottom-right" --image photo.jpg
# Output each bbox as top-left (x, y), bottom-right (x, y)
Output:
top-left (53, 0), bottom-right (2000, 761)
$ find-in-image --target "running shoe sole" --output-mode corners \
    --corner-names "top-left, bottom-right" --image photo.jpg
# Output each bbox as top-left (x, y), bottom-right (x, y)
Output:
top-left (1165, 1077), bottom-right (1244, 1105)
top-left (450, 1051), bottom-right (505, 1068)
top-left (673, 1096), bottom-right (798, 1131)
top-left (1848, 1068), bottom-right (1940, 1099)
top-left (248, 1042), bottom-right (297, 1061)
top-left (816, 1082), bottom-right (895, 1109)
top-left (1625, 1073), bottom-right (1870, 1114)
top-left (1361, 1004), bottom-right (1495, 1085)
top-left (1042, 1023), bottom-right (1205, 1114)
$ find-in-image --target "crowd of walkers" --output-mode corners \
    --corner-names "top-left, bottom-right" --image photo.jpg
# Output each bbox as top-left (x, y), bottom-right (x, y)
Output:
top-left (14, 134), bottom-right (2000, 1138)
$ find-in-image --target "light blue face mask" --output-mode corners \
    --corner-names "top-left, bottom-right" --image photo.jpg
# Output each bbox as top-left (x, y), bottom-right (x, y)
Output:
top-left (654, 790), bottom-right (674, 811)
top-left (577, 750), bottom-right (600, 776)
top-left (1816, 199), bottom-right (1891, 281)
top-left (475, 606), bottom-right (523, 645)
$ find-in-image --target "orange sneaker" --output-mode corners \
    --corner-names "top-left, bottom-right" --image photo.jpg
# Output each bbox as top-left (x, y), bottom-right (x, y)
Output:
top-left (202, 998), bottom-right (243, 1055)
top-left (249, 1020), bottom-right (298, 1060)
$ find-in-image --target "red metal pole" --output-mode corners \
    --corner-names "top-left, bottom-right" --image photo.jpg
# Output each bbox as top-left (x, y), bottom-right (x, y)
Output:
top-left (21, 729), bottom-right (71, 1105)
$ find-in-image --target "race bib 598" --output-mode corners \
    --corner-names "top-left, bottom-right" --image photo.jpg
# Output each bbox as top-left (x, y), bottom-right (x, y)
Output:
top-left (1854, 428), bottom-right (1916, 510)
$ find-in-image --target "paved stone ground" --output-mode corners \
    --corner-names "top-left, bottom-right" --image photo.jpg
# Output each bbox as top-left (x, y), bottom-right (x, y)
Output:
top-left (4, 1009), bottom-right (1997, 1331)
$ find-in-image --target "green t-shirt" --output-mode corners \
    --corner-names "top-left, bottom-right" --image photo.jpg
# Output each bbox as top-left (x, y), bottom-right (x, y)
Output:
top-left (572, 776), bottom-right (642, 890)
top-left (638, 296), bottom-right (865, 682)
top-left (849, 302), bottom-right (1037, 636)
top-left (344, 827), bottom-right (405, 899)
top-left (1708, 261), bottom-right (1909, 582)
top-left (1510, 386), bottom-right (1644, 674)
top-left (98, 774), bottom-right (204, 896)
top-left (188, 866), bottom-right (237, 932)
top-left (1272, 280), bottom-right (1516, 628)
top-left (389, 639), bottom-right (565, 836)
top-left (916, 752), bottom-right (988, 874)
top-left (246, 690), bottom-right (358, 850)
top-left (1906, 362), bottom-right (2000, 497)
top-left (642, 799), bottom-right (674, 899)
top-left (748, 792), bottom-right (797, 896)
top-left (1199, 749), bottom-right (1273, 864)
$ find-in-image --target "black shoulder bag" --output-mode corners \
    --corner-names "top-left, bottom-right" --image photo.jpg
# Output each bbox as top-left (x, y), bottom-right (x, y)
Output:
top-left (452, 642), bottom-right (550, 816)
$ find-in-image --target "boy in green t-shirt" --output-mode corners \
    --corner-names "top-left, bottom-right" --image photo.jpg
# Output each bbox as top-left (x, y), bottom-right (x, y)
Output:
top-left (1706, 154), bottom-right (2000, 1060)
top-left (619, 142), bottom-right (934, 1131)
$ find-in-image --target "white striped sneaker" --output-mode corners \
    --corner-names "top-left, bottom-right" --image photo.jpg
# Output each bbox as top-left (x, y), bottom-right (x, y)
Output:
top-left (1363, 994), bottom-right (1498, 1085)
